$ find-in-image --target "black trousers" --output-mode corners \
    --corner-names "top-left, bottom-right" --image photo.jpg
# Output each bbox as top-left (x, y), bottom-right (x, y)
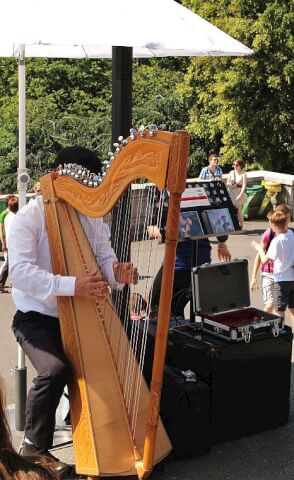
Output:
top-left (12, 310), bottom-right (69, 449)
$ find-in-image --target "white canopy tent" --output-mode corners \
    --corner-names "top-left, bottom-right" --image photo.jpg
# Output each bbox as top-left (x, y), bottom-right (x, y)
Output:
top-left (0, 0), bottom-right (252, 207)
top-left (1, 0), bottom-right (251, 58)
top-left (0, 0), bottom-right (252, 429)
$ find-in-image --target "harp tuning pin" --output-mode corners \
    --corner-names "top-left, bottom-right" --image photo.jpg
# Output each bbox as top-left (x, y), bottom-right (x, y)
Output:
top-left (113, 142), bottom-right (121, 153)
top-left (158, 124), bottom-right (166, 131)
top-left (129, 127), bottom-right (137, 140)
top-left (138, 125), bottom-right (146, 137)
top-left (110, 155), bottom-right (115, 161)
top-left (108, 151), bottom-right (113, 157)
top-left (122, 138), bottom-right (128, 146)
top-left (93, 173), bottom-right (102, 186)
top-left (148, 124), bottom-right (158, 137)
top-left (118, 135), bottom-right (124, 142)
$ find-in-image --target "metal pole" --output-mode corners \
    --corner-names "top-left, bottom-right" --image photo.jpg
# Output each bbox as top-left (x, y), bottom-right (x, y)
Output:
top-left (111, 45), bottom-right (133, 260)
top-left (15, 44), bottom-right (27, 431)
top-left (111, 46), bottom-right (132, 144)
top-left (111, 46), bottom-right (133, 315)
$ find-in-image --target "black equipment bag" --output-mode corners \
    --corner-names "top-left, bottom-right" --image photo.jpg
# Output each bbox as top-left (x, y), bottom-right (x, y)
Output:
top-left (168, 324), bottom-right (293, 444)
top-left (160, 365), bottom-right (210, 458)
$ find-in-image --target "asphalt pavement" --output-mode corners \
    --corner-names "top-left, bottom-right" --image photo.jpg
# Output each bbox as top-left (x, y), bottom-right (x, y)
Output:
top-left (0, 219), bottom-right (293, 480)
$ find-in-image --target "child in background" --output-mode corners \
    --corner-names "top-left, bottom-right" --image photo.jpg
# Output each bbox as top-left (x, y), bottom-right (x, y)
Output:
top-left (251, 209), bottom-right (294, 328)
top-left (250, 204), bottom-right (292, 313)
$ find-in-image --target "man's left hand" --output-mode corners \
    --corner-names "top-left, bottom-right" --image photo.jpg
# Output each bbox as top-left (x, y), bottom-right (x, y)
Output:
top-left (113, 262), bottom-right (139, 285)
top-left (217, 242), bottom-right (231, 261)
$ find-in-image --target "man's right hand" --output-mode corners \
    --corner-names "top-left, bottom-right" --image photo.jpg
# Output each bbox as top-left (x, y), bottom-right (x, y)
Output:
top-left (74, 271), bottom-right (109, 299)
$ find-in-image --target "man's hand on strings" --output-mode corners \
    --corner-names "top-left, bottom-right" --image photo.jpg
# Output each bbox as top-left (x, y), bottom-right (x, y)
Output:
top-left (113, 262), bottom-right (139, 285)
top-left (217, 242), bottom-right (231, 261)
top-left (74, 271), bottom-right (109, 299)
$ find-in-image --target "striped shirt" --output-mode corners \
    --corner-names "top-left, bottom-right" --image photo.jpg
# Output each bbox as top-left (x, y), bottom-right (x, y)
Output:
top-left (199, 166), bottom-right (223, 180)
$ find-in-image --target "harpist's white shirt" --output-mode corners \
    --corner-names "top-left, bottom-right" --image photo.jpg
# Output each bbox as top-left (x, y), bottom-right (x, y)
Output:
top-left (9, 196), bottom-right (121, 318)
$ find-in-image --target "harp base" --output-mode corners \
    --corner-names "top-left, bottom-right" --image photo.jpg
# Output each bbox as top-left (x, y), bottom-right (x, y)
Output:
top-left (136, 461), bottom-right (152, 480)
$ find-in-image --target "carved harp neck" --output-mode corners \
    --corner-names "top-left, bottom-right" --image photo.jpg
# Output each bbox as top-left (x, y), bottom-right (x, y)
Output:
top-left (41, 130), bottom-right (189, 217)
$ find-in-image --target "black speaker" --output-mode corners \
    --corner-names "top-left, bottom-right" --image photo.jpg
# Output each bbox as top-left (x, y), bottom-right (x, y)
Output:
top-left (168, 324), bottom-right (293, 444)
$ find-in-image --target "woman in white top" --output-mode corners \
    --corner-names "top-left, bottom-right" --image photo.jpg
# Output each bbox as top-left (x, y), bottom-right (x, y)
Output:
top-left (226, 159), bottom-right (247, 228)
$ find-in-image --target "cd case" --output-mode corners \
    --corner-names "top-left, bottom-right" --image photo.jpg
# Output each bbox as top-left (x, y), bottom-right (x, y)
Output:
top-left (202, 208), bottom-right (235, 234)
top-left (179, 211), bottom-right (204, 238)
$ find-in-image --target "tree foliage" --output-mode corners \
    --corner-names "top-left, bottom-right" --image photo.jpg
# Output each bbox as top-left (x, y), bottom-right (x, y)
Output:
top-left (181, 0), bottom-right (294, 172)
top-left (0, 0), bottom-right (293, 194)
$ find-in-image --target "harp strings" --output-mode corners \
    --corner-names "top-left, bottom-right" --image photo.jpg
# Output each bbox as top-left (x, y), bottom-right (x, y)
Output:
top-left (71, 180), bottom-right (165, 434)
top-left (103, 182), bottom-right (165, 430)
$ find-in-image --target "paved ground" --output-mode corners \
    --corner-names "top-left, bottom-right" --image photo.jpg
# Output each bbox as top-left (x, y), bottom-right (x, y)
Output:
top-left (1, 219), bottom-right (294, 479)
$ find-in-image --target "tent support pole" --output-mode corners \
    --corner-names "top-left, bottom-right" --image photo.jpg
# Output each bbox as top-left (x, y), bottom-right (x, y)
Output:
top-left (15, 43), bottom-right (27, 431)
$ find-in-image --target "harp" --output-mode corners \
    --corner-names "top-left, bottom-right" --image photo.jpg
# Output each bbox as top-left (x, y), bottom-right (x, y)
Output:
top-left (40, 128), bottom-right (190, 479)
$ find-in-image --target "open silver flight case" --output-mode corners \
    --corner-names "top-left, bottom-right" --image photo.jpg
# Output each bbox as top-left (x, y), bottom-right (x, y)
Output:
top-left (191, 259), bottom-right (282, 343)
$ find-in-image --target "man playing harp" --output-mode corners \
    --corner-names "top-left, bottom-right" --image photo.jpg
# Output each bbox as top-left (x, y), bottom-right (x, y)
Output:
top-left (8, 146), bottom-right (138, 474)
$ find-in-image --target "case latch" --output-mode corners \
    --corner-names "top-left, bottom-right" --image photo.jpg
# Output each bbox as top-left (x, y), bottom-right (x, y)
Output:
top-left (272, 320), bottom-right (280, 338)
top-left (242, 326), bottom-right (252, 344)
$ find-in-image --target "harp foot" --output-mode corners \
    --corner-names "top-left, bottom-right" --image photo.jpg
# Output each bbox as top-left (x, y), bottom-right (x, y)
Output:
top-left (136, 461), bottom-right (152, 480)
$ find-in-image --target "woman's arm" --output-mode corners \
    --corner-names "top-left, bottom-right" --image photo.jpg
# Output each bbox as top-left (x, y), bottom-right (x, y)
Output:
top-left (237, 171), bottom-right (247, 199)
top-left (250, 252), bottom-right (262, 291)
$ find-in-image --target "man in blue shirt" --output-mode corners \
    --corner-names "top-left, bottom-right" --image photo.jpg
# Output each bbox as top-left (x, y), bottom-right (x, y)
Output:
top-left (199, 153), bottom-right (223, 180)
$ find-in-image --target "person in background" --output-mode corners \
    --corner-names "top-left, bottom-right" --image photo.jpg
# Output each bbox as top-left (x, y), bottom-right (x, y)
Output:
top-left (251, 210), bottom-right (294, 329)
top-left (33, 182), bottom-right (42, 197)
top-left (0, 195), bottom-right (18, 291)
top-left (199, 153), bottom-right (223, 180)
top-left (8, 146), bottom-right (138, 473)
top-left (0, 377), bottom-right (55, 480)
top-left (250, 204), bottom-right (292, 314)
top-left (4, 197), bottom-right (19, 248)
top-left (151, 234), bottom-right (231, 317)
top-left (226, 159), bottom-right (247, 228)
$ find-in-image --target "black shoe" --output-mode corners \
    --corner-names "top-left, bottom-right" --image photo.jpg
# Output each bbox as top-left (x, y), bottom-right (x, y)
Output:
top-left (19, 441), bottom-right (69, 476)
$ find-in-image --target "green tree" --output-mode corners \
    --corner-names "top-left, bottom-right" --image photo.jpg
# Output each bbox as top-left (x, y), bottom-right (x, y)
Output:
top-left (0, 58), bottom-right (190, 193)
top-left (180, 0), bottom-right (294, 172)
